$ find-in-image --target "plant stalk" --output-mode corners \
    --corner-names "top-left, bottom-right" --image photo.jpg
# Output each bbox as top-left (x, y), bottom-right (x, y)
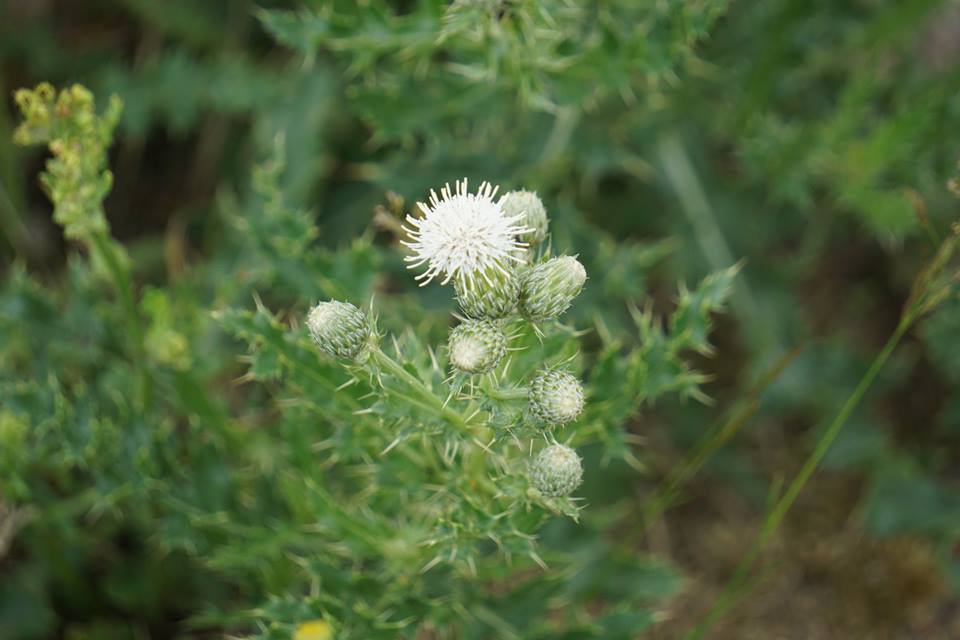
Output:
top-left (372, 347), bottom-right (470, 430)
top-left (90, 232), bottom-right (152, 408)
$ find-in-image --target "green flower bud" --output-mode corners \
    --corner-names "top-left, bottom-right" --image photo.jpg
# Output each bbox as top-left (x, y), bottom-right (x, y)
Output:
top-left (519, 256), bottom-right (586, 322)
top-left (307, 300), bottom-right (374, 361)
top-left (528, 369), bottom-right (584, 426)
top-left (455, 266), bottom-right (520, 319)
top-left (500, 190), bottom-right (549, 246)
top-left (448, 319), bottom-right (507, 374)
top-left (530, 444), bottom-right (583, 497)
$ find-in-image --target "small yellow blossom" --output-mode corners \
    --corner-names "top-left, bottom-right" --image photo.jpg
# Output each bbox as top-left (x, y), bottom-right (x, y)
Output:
top-left (293, 619), bottom-right (333, 640)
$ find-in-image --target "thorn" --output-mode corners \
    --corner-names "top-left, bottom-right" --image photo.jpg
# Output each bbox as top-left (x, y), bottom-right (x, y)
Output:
top-left (252, 290), bottom-right (266, 313)
top-left (529, 551), bottom-right (548, 571)
top-left (336, 377), bottom-right (358, 391)
top-left (381, 436), bottom-right (403, 455)
top-left (420, 555), bottom-right (443, 574)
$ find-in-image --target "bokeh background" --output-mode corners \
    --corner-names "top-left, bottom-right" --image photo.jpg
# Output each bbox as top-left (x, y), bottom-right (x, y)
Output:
top-left (3, 0), bottom-right (960, 638)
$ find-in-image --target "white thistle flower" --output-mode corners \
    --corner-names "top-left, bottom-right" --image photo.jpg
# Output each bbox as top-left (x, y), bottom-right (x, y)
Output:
top-left (402, 179), bottom-right (532, 287)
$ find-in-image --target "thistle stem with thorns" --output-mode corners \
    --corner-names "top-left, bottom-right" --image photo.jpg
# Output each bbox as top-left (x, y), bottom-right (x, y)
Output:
top-left (372, 347), bottom-right (472, 431)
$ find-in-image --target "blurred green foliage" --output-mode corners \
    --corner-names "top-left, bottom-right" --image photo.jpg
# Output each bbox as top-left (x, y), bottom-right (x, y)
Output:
top-left (2, 0), bottom-right (960, 638)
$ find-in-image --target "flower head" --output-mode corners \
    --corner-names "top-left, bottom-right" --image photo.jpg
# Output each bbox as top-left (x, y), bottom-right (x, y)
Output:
top-left (520, 255), bottom-right (587, 322)
top-left (307, 300), bottom-right (375, 362)
top-left (528, 369), bottom-right (585, 426)
top-left (500, 190), bottom-right (549, 247)
top-left (455, 264), bottom-right (521, 319)
top-left (530, 444), bottom-right (583, 497)
top-left (448, 319), bottom-right (508, 374)
top-left (403, 179), bottom-right (531, 287)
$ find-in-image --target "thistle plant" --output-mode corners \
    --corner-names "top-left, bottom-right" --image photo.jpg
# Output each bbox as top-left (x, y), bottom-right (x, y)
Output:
top-left (274, 174), bottom-right (737, 537)
top-left (309, 177), bottom-right (594, 507)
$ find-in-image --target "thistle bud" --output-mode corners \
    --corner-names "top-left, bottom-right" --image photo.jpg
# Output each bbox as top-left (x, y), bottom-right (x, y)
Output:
top-left (307, 300), bottom-right (374, 361)
top-left (500, 190), bottom-right (549, 246)
top-left (530, 444), bottom-right (583, 497)
top-left (448, 319), bottom-right (507, 374)
top-left (528, 369), bottom-right (584, 426)
top-left (455, 266), bottom-right (520, 319)
top-left (519, 256), bottom-right (586, 322)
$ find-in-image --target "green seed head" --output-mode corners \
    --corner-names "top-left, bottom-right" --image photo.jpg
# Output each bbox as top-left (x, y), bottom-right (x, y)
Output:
top-left (530, 444), bottom-right (583, 497)
top-left (455, 266), bottom-right (521, 319)
top-left (528, 369), bottom-right (585, 426)
top-left (307, 300), bottom-right (374, 361)
top-left (448, 319), bottom-right (508, 374)
top-left (500, 190), bottom-right (549, 246)
top-left (519, 256), bottom-right (586, 322)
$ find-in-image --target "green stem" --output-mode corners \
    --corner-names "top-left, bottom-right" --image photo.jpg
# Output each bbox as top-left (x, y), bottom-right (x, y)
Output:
top-left (372, 348), bottom-right (470, 430)
top-left (687, 318), bottom-right (911, 639)
top-left (90, 232), bottom-right (152, 407)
